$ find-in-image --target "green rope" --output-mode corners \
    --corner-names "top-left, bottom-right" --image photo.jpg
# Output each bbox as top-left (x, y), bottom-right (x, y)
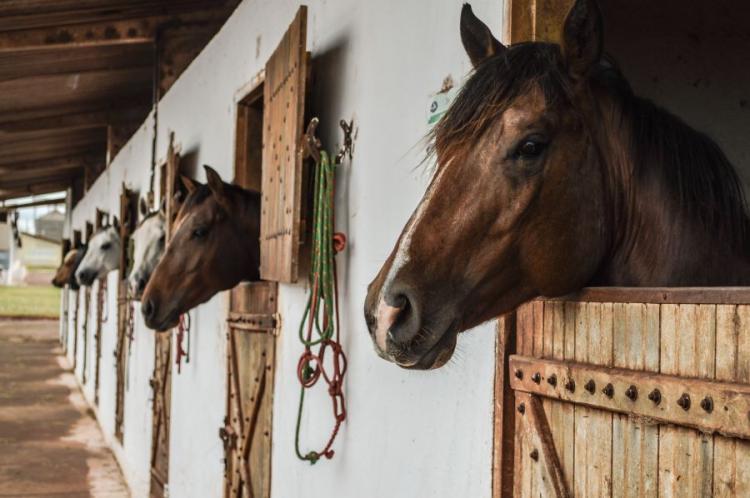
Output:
top-left (294, 150), bottom-right (343, 464)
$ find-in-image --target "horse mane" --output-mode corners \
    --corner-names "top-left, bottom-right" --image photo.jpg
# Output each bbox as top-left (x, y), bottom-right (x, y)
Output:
top-left (180, 182), bottom-right (260, 215)
top-left (434, 41), bottom-right (750, 254)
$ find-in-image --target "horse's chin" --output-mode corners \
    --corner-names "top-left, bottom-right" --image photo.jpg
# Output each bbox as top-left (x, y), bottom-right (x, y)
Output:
top-left (146, 311), bottom-right (180, 332)
top-left (399, 329), bottom-right (458, 370)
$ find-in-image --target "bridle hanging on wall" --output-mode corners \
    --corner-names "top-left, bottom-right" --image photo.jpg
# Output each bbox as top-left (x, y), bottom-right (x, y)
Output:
top-left (294, 117), bottom-right (353, 464)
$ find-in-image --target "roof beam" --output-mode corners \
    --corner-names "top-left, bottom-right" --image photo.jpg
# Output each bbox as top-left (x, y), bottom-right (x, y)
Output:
top-left (0, 154), bottom-right (101, 174)
top-left (0, 17), bottom-right (156, 53)
top-left (0, 9), bottom-right (234, 53)
top-left (0, 106), bottom-right (149, 134)
top-left (0, 178), bottom-right (72, 201)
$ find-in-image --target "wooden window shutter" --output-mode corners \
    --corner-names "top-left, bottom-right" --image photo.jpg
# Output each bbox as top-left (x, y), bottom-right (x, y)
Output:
top-left (260, 6), bottom-right (309, 283)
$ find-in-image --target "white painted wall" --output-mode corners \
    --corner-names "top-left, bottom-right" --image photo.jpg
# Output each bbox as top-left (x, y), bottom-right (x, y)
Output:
top-left (63, 1), bottom-right (505, 497)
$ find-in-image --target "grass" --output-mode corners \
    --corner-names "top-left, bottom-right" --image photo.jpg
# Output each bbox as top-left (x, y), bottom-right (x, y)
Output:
top-left (0, 286), bottom-right (61, 318)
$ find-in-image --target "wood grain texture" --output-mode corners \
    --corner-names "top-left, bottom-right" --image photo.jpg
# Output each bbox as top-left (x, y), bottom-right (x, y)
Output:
top-left (260, 6), bottom-right (308, 283)
top-left (658, 305), bottom-right (716, 498)
top-left (713, 305), bottom-right (750, 497)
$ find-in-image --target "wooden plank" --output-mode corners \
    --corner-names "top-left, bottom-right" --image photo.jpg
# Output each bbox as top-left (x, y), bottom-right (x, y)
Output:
top-left (659, 304), bottom-right (716, 497)
top-left (574, 302), bottom-right (613, 498)
top-left (492, 313), bottom-right (516, 498)
top-left (259, 6), bottom-right (308, 283)
top-left (515, 392), bottom-right (571, 498)
top-left (509, 354), bottom-right (750, 440)
top-left (713, 305), bottom-right (750, 496)
top-left (514, 303), bottom-right (534, 497)
top-left (548, 287), bottom-right (750, 305)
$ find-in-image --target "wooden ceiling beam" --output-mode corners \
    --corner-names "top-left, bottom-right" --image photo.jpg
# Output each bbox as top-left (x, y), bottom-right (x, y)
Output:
top-left (0, 179), bottom-right (72, 201)
top-left (0, 105), bottom-right (149, 134)
top-left (0, 8), bottom-right (236, 53)
top-left (0, 154), bottom-right (99, 175)
top-left (0, 96), bottom-right (151, 127)
top-left (0, 1), bottom-right (223, 32)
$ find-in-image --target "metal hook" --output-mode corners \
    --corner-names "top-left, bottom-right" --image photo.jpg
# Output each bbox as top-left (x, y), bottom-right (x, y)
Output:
top-left (303, 117), bottom-right (322, 164)
top-left (335, 119), bottom-right (354, 164)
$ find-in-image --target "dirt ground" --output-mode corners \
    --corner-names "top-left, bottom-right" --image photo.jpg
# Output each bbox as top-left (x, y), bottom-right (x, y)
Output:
top-left (0, 319), bottom-right (129, 497)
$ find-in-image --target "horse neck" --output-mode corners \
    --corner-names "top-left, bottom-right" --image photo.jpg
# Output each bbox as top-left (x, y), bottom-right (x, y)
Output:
top-left (594, 93), bottom-right (750, 286)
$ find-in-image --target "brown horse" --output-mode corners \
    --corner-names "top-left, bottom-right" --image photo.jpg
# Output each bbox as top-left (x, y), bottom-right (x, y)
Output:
top-left (52, 248), bottom-right (86, 290)
top-left (140, 166), bottom-right (261, 330)
top-left (365, 0), bottom-right (750, 369)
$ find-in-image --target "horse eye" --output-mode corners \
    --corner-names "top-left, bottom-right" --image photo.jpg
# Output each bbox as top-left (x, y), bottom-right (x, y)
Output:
top-left (192, 227), bottom-right (209, 239)
top-left (516, 138), bottom-right (548, 159)
top-left (101, 242), bottom-right (112, 251)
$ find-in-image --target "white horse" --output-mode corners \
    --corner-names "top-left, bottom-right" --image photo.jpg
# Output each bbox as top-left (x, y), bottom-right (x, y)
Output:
top-left (128, 199), bottom-right (166, 299)
top-left (75, 226), bottom-right (121, 286)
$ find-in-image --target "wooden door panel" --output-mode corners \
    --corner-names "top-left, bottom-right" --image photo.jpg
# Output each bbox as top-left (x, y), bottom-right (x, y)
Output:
top-left (223, 281), bottom-right (277, 498)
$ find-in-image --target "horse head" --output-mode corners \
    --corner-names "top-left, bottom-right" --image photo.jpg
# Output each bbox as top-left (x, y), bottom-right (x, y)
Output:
top-left (365, 0), bottom-right (610, 369)
top-left (75, 226), bottom-right (121, 286)
top-left (52, 248), bottom-right (85, 290)
top-left (128, 198), bottom-right (166, 299)
top-left (141, 165), bottom-right (260, 330)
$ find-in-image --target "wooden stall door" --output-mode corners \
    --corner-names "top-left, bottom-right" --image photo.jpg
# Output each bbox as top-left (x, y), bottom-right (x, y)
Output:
top-left (503, 294), bottom-right (750, 498)
top-left (260, 5), bottom-right (309, 283)
top-left (222, 282), bottom-right (277, 498)
top-left (71, 230), bottom-right (82, 370)
top-left (149, 135), bottom-right (180, 498)
top-left (81, 222), bottom-right (93, 384)
top-left (115, 187), bottom-right (137, 442)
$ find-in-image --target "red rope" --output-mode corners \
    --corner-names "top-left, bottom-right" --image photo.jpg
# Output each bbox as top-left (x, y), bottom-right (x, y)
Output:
top-left (175, 312), bottom-right (190, 374)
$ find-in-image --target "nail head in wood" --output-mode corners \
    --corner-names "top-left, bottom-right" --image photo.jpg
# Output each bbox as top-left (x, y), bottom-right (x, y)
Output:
top-left (531, 372), bottom-right (541, 384)
top-left (677, 393), bottom-right (691, 411)
top-left (602, 383), bottom-right (614, 398)
top-left (515, 369), bottom-right (523, 380)
top-left (625, 385), bottom-right (638, 401)
top-left (547, 374), bottom-right (557, 387)
top-left (585, 379), bottom-right (596, 394)
top-left (517, 402), bottom-right (525, 415)
top-left (530, 449), bottom-right (539, 461)
top-left (700, 396), bottom-right (713, 413)
top-left (565, 379), bottom-right (576, 392)
top-left (648, 388), bottom-right (661, 405)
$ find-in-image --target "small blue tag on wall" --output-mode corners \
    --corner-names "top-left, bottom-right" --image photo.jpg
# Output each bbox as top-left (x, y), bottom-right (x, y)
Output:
top-left (427, 76), bottom-right (457, 127)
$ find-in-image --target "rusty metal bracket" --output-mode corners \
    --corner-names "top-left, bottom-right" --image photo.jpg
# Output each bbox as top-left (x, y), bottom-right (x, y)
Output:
top-left (510, 355), bottom-right (750, 440)
top-left (227, 312), bottom-right (278, 335)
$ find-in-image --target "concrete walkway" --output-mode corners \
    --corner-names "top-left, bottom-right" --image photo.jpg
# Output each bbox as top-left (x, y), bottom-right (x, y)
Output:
top-left (0, 319), bottom-right (129, 498)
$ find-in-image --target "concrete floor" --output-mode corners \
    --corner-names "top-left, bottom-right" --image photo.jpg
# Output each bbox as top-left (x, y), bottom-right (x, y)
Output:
top-left (0, 319), bottom-right (129, 498)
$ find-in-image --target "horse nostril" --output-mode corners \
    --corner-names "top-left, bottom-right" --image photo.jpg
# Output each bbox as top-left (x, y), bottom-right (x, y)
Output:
top-left (142, 298), bottom-right (155, 320)
top-left (385, 291), bottom-right (420, 345)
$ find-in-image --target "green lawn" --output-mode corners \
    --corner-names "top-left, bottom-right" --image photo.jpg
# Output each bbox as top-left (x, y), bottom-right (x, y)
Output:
top-left (0, 286), bottom-right (61, 318)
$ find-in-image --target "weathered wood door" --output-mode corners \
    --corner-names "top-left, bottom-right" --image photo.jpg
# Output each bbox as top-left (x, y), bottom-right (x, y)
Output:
top-left (71, 230), bottom-right (82, 370)
top-left (495, 289), bottom-right (750, 498)
top-left (115, 187), bottom-right (137, 442)
top-left (149, 134), bottom-right (180, 498)
top-left (93, 211), bottom-right (108, 406)
top-left (81, 222), bottom-right (93, 384)
top-left (222, 281), bottom-right (278, 498)
top-left (259, 5), bottom-right (309, 283)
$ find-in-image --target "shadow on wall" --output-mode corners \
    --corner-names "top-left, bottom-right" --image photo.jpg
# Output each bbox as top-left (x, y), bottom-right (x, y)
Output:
top-left (309, 32), bottom-right (355, 290)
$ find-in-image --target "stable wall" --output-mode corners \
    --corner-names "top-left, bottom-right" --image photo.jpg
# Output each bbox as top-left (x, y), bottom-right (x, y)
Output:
top-left (64, 1), bottom-right (504, 497)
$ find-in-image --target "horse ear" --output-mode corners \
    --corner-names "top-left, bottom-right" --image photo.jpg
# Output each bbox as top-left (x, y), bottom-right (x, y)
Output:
top-left (113, 216), bottom-right (120, 232)
top-left (561, 0), bottom-right (603, 81)
top-left (204, 165), bottom-right (231, 211)
top-left (460, 4), bottom-right (505, 68)
top-left (180, 175), bottom-right (199, 194)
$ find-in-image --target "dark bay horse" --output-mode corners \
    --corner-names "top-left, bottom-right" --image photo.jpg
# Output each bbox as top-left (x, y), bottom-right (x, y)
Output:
top-left (365, 0), bottom-right (750, 369)
top-left (140, 165), bottom-right (261, 330)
